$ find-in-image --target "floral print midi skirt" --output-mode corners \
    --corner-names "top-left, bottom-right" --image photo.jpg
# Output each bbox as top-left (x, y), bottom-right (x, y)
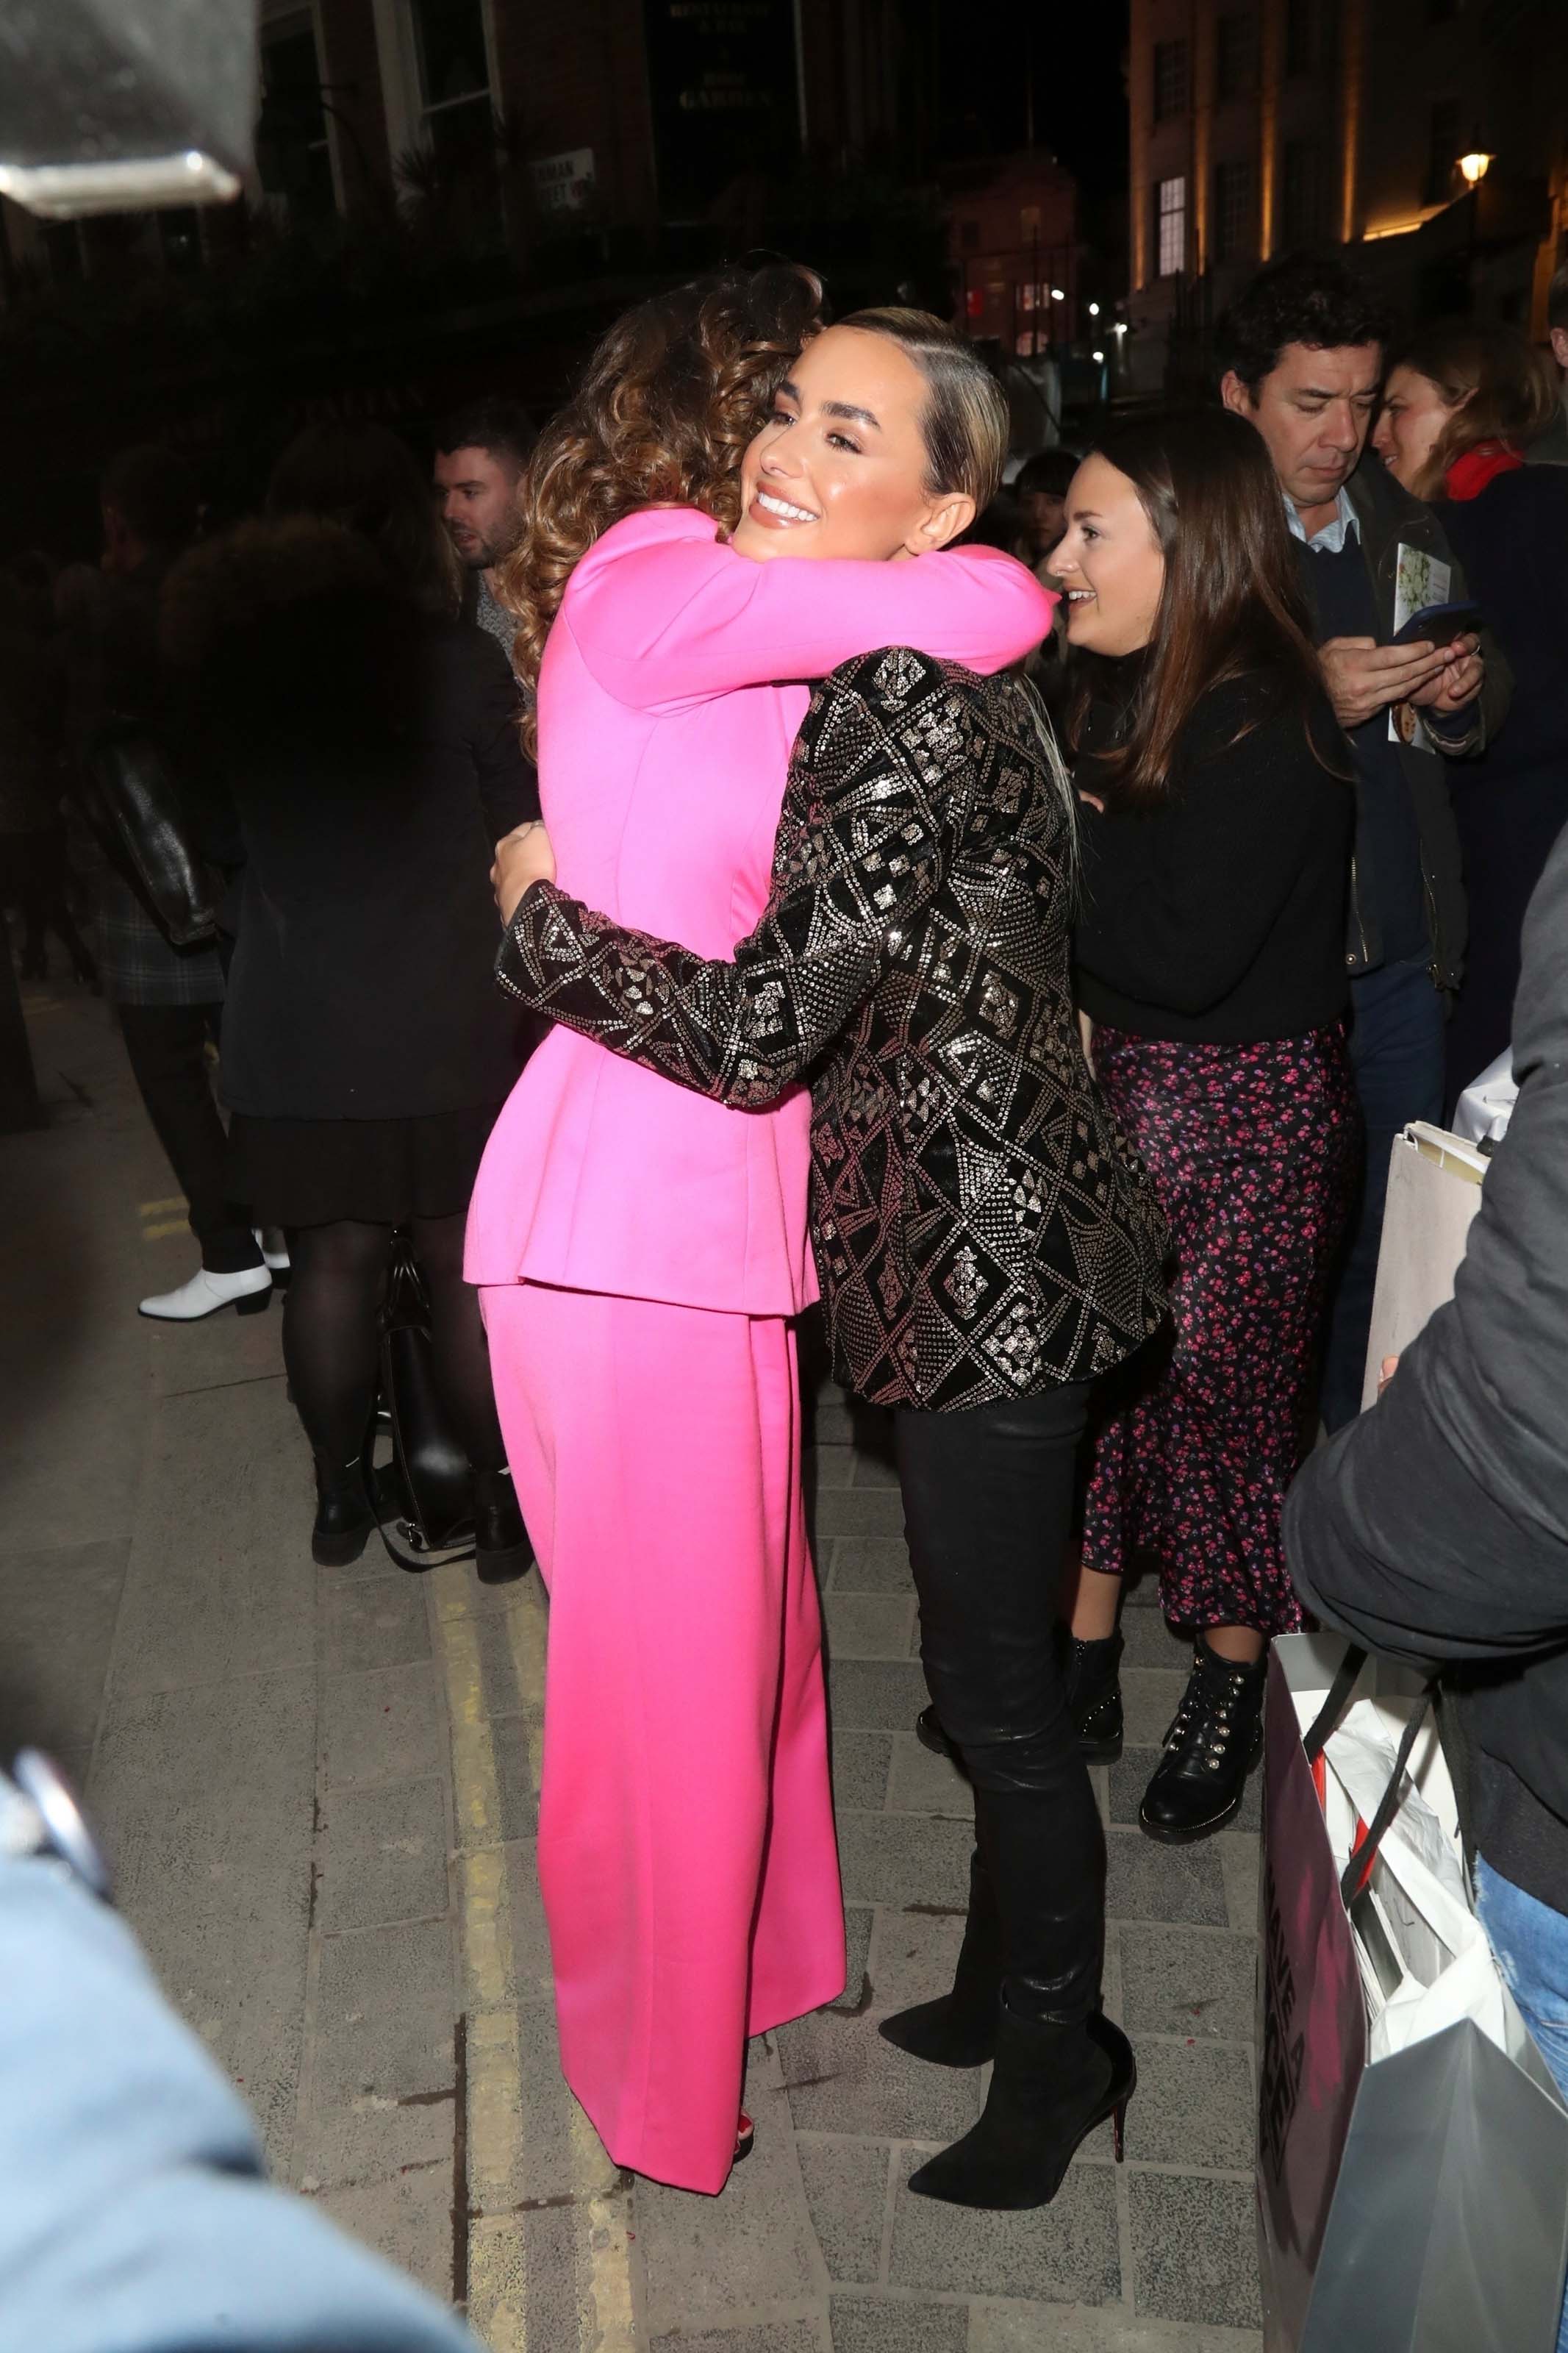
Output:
top-left (1080, 1023), bottom-right (1361, 1637)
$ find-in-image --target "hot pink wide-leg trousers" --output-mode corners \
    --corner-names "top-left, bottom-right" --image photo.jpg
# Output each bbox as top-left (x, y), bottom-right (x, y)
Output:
top-left (479, 1280), bottom-right (845, 2195)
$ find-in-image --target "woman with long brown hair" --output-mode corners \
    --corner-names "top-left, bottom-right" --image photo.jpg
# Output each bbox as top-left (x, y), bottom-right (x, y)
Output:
top-left (1372, 322), bottom-right (1568, 1105)
top-left (1053, 410), bottom-right (1358, 1842)
top-left (465, 274), bottom-right (1053, 2196)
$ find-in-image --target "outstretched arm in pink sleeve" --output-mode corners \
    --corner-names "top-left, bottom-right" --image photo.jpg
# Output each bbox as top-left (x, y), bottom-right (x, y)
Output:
top-left (565, 520), bottom-right (1054, 712)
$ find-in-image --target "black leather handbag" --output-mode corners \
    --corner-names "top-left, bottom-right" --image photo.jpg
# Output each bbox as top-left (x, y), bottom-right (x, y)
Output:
top-left (82, 735), bottom-right (218, 949)
top-left (372, 1238), bottom-right (476, 1571)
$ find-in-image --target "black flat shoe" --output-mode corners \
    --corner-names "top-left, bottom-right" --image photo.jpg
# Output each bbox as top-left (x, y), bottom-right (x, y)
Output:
top-left (473, 1467), bottom-right (533, 1585)
top-left (312, 1455), bottom-right (373, 1568)
top-left (908, 2004), bottom-right (1134, 2210)
top-left (878, 1849), bottom-right (1001, 2068)
top-left (1139, 1640), bottom-right (1266, 1843)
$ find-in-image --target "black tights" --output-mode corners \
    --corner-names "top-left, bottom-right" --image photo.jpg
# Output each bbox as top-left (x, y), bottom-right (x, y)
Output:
top-left (283, 1214), bottom-right (506, 1476)
top-left (892, 1379), bottom-right (1103, 2025)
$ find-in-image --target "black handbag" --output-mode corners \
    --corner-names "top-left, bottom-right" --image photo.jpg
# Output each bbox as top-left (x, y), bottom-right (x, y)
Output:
top-left (371, 1237), bottom-right (476, 1571)
top-left (81, 735), bottom-right (218, 949)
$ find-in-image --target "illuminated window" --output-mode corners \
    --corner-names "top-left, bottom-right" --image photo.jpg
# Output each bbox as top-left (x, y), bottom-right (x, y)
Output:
top-left (1156, 176), bottom-right (1187, 278)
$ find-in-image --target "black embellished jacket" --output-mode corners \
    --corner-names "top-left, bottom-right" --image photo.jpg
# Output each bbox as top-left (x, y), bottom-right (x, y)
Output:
top-left (498, 646), bottom-right (1169, 1410)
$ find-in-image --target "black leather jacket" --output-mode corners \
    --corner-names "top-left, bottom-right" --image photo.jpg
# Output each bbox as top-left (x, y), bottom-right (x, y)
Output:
top-left (497, 646), bottom-right (1169, 1411)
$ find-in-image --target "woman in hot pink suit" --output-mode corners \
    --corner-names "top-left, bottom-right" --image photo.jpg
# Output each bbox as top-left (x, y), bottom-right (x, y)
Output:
top-left (467, 285), bottom-right (1051, 2193)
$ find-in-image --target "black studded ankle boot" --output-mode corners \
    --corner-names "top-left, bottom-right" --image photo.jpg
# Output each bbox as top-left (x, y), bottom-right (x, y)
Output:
top-left (311, 1454), bottom-right (373, 1568)
top-left (878, 1849), bottom-right (1003, 2068)
top-left (1061, 1627), bottom-right (1125, 1763)
top-left (1139, 1640), bottom-right (1266, 1843)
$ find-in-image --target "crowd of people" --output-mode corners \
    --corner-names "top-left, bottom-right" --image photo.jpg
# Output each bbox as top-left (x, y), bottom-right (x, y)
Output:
top-left (6, 243), bottom-right (1568, 2252)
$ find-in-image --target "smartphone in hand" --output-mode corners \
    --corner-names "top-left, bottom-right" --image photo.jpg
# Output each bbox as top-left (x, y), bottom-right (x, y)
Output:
top-left (1390, 601), bottom-right (1482, 649)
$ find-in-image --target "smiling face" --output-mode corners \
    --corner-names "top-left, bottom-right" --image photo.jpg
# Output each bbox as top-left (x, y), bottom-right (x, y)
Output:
top-left (729, 325), bottom-right (975, 563)
top-left (1372, 363), bottom-right (1464, 493)
top-left (1221, 340), bottom-right (1383, 529)
top-left (1050, 455), bottom-right (1165, 655)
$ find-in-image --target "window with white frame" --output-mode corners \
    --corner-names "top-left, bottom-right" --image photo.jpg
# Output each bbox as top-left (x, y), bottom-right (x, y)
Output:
top-left (409, 0), bottom-right (493, 171)
top-left (1153, 40), bottom-right (1190, 124)
top-left (1156, 176), bottom-right (1187, 279)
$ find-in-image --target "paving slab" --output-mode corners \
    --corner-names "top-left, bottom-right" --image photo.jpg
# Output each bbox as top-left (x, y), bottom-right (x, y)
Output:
top-left (639, 2043), bottom-right (825, 2335)
top-left (1118, 1927), bottom-right (1258, 2045)
top-left (833, 1729), bottom-right (895, 1811)
top-left (886, 2146), bottom-right (1121, 2306)
top-left (1106, 1829), bottom-right (1230, 1928)
top-left (830, 1659), bottom-right (933, 1733)
top-left (795, 2137), bottom-right (890, 2285)
top-left (649, 2326), bottom-right (829, 2352)
top-left (778, 2008), bottom-right (982, 2142)
top-left (832, 1905), bottom-right (875, 2015)
top-left (89, 1664), bottom-right (316, 2168)
top-left (1217, 1838), bottom-right (1261, 1939)
top-left (830, 1538), bottom-right (917, 1595)
top-left (886, 1735), bottom-right (972, 1820)
top-left (316, 2161), bottom-right (456, 2304)
top-left (828, 2293), bottom-right (967, 2350)
top-left (0, 1535), bottom-right (128, 1752)
top-left (320, 1659), bottom-right (448, 1791)
top-left (826, 1593), bottom-right (918, 1661)
top-left (319, 1774), bottom-right (450, 1934)
top-left (812, 1488), bottom-right (908, 1543)
top-left (1118, 1671), bottom-right (1189, 1750)
top-left (318, 1566), bottom-right (433, 1676)
top-left (1127, 2174), bottom-right (1262, 2331)
top-left (837, 1810), bottom-right (972, 1910)
top-left (108, 1379), bottom-right (317, 1696)
top-left (1120, 2039), bottom-right (1255, 2173)
top-left (870, 1911), bottom-right (967, 2014)
top-left (969, 2303), bottom-right (1261, 2351)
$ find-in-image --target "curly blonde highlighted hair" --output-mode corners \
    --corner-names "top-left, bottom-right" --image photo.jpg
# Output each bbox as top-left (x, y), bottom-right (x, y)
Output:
top-left (497, 262), bottom-right (823, 735)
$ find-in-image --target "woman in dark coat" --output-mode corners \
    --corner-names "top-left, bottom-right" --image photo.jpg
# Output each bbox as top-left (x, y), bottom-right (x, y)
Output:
top-left (165, 425), bottom-right (538, 1574)
top-left (1371, 320), bottom-right (1568, 1108)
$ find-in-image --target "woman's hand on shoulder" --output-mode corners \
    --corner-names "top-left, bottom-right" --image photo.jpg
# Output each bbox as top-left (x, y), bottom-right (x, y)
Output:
top-left (492, 822), bottom-right (555, 926)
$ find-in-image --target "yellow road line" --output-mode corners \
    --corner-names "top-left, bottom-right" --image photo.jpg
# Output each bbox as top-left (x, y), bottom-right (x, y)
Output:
top-left (138, 1196), bottom-right (187, 1216)
top-left (435, 1565), bottom-right (639, 2353)
top-left (141, 1219), bottom-right (190, 1243)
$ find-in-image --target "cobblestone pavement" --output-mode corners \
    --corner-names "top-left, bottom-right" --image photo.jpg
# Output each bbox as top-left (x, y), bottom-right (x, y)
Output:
top-left (2, 982), bottom-right (1265, 2351)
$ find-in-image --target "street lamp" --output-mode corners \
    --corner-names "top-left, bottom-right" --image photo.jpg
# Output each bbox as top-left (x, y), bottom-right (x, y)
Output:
top-left (1088, 301), bottom-right (1100, 317)
top-left (1050, 285), bottom-right (1065, 301)
top-left (1458, 149), bottom-right (1493, 188)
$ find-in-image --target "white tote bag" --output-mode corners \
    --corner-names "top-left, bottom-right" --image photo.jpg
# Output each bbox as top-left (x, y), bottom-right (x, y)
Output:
top-left (1361, 1122), bottom-right (1486, 1411)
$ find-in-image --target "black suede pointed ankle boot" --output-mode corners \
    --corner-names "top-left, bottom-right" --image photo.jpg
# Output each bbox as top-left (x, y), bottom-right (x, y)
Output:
top-left (1139, 1639), bottom-right (1266, 1843)
top-left (878, 1851), bottom-right (1002, 2068)
top-left (1061, 1627), bottom-right (1125, 1763)
top-left (907, 2002), bottom-right (1134, 2210)
top-left (311, 1454), bottom-right (373, 1568)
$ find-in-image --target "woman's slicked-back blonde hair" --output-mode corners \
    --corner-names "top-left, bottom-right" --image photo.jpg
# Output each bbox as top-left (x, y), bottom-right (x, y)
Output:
top-left (835, 307), bottom-right (1010, 511)
top-left (497, 262), bottom-right (823, 723)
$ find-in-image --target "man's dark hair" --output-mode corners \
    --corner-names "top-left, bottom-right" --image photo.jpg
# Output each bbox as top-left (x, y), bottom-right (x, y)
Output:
top-left (1014, 446), bottom-right (1079, 499)
top-left (100, 444), bottom-right (201, 553)
top-left (1217, 251), bottom-right (1395, 399)
top-left (1547, 263), bottom-right (1568, 335)
top-left (434, 399), bottom-right (537, 474)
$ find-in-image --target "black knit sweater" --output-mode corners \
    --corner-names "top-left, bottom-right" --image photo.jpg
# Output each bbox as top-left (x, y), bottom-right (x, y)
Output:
top-left (1073, 668), bottom-right (1354, 1045)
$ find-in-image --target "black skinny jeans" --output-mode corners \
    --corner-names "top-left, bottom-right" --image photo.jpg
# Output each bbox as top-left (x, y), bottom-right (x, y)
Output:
top-left (892, 1379), bottom-right (1104, 2025)
top-left (117, 1002), bottom-right (261, 1274)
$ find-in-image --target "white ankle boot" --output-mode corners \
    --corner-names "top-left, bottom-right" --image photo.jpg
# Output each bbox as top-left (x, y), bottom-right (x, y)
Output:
top-left (139, 1265), bottom-right (273, 1321)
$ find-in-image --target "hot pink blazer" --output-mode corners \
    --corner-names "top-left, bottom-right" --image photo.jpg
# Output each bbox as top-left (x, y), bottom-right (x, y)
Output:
top-left (466, 507), bottom-right (1054, 1314)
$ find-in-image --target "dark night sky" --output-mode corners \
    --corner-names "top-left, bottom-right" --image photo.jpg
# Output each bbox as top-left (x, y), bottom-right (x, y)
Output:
top-left (926, 0), bottom-right (1131, 199)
